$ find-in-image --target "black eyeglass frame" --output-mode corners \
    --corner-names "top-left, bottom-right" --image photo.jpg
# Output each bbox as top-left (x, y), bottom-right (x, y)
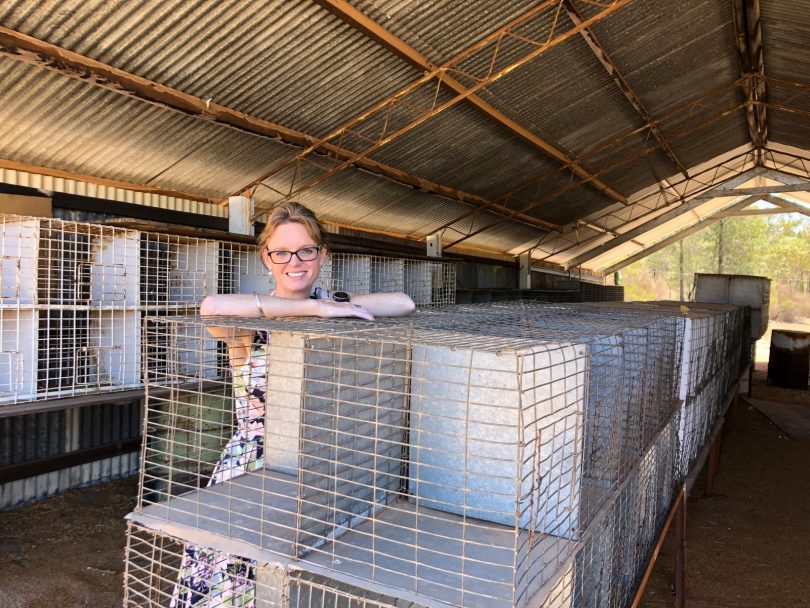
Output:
top-left (265, 245), bottom-right (323, 264)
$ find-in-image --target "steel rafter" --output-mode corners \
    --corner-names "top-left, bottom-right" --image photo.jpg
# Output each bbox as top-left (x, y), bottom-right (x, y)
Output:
top-left (531, 150), bottom-right (761, 262)
top-left (314, 0), bottom-right (625, 204)
top-left (733, 0), bottom-right (767, 160)
top-left (0, 28), bottom-right (564, 233)
top-left (431, 79), bottom-right (745, 247)
top-left (599, 194), bottom-right (763, 275)
top-left (238, 0), bottom-right (634, 222)
top-left (441, 83), bottom-right (749, 250)
top-left (492, 78), bottom-right (746, 209)
top-left (562, 183), bottom-right (764, 270)
top-left (601, 216), bottom-right (724, 276)
top-left (564, 0), bottom-right (689, 178)
top-left (543, 150), bottom-right (810, 270)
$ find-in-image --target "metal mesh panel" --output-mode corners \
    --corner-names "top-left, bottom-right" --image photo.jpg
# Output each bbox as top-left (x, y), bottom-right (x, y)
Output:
top-left (137, 309), bottom-right (591, 607)
top-left (124, 522), bottom-right (423, 608)
top-left (128, 298), bottom-right (750, 608)
top-left (0, 213), bottom-right (455, 408)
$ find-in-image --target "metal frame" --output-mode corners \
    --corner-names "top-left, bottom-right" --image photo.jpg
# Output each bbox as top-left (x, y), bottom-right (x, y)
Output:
top-left (733, 0), bottom-right (768, 160)
top-left (0, 25), bottom-right (555, 234)
top-left (563, 0), bottom-right (689, 179)
top-left (239, 0), bottom-right (633, 222)
top-left (314, 0), bottom-right (626, 202)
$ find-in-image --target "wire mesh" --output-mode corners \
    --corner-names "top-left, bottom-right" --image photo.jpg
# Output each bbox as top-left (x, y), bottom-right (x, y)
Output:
top-left (127, 298), bottom-right (752, 608)
top-left (124, 522), bottom-right (425, 608)
top-left (0, 213), bottom-right (455, 408)
top-left (136, 310), bottom-right (590, 607)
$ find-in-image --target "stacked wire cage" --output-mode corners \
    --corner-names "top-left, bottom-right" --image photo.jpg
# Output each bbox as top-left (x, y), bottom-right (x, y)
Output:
top-left (582, 301), bottom-right (747, 478)
top-left (120, 299), bottom-right (749, 608)
top-left (0, 213), bottom-right (455, 408)
top-left (0, 213), bottom-right (456, 509)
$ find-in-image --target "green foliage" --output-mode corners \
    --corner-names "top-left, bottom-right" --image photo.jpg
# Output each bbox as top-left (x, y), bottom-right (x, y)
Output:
top-left (620, 212), bottom-right (810, 320)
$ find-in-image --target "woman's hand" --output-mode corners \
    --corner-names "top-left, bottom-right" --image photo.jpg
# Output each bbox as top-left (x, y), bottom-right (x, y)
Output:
top-left (313, 299), bottom-right (375, 321)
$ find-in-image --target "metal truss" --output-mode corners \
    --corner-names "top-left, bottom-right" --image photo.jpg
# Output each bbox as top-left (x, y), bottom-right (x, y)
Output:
top-left (242, 0), bottom-right (634, 222)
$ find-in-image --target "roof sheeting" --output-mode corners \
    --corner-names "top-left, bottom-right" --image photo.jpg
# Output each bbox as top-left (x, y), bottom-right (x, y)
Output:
top-left (0, 0), bottom-right (808, 265)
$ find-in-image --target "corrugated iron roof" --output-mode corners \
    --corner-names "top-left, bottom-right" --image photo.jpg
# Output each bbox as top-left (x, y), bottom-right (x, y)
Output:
top-left (0, 0), bottom-right (808, 267)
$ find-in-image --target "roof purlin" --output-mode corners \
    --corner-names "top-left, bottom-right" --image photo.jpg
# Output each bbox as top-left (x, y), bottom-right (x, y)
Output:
top-left (314, 0), bottom-right (627, 204)
top-left (563, 0), bottom-right (689, 179)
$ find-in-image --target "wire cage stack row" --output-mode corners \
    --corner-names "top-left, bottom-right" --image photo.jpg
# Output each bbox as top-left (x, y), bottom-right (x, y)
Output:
top-left (124, 300), bottom-right (745, 608)
top-left (0, 214), bottom-right (455, 408)
top-left (583, 301), bottom-right (747, 477)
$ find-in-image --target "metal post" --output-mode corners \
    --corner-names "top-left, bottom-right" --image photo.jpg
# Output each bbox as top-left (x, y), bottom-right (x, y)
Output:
top-left (675, 496), bottom-right (687, 608)
top-left (518, 252), bottom-right (531, 289)
top-left (706, 433), bottom-right (723, 496)
top-left (748, 341), bottom-right (755, 398)
top-left (229, 195), bottom-right (254, 235)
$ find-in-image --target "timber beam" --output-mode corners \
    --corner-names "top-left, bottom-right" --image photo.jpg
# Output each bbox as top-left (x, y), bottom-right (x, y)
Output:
top-left (0, 26), bottom-right (561, 232)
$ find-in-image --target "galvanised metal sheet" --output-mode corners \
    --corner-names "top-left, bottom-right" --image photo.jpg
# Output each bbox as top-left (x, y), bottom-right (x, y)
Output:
top-left (761, 0), bottom-right (810, 88)
top-left (260, 166), bottom-right (481, 237)
top-left (769, 112), bottom-right (810, 153)
top-left (584, 0), bottom-right (742, 117)
top-left (0, 57), bottom-right (274, 199)
top-left (369, 101), bottom-right (562, 201)
top-left (479, 35), bottom-right (647, 159)
top-left (0, 1), bottom-right (423, 139)
top-left (0, 401), bottom-right (141, 510)
top-left (0, 168), bottom-right (226, 218)
top-left (667, 113), bottom-right (750, 171)
top-left (451, 215), bottom-right (547, 254)
top-left (348, 0), bottom-right (548, 64)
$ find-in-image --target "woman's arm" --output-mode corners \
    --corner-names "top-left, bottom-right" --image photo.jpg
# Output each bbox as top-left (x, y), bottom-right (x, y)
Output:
top-left (198, 291), bottom-right (414, 343)
top-left (349, 292), bottom-right (415, 317)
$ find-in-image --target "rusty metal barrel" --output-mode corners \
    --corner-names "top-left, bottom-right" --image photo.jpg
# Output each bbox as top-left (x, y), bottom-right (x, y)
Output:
top-left (767, 329), bottom-right (810, 389)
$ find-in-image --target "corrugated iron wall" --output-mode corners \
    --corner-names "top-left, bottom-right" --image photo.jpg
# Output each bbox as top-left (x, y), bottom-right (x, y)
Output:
top-left (0, 400), bottom-right (142, 510)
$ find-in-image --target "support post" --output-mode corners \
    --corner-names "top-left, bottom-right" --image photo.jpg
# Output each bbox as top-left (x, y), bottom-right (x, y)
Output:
top-left (748, 341), bottom-right (755, 398)
top-left (229, 195), bottom-right (254, 235)
top-left (706, 433), bottom-right (723, 496)
top-left (676, 497), bottom-right (687, 608)
top-left (426, 233), bottom-right (442, 258)
top-left (518, 252), bottom-right (531, 290)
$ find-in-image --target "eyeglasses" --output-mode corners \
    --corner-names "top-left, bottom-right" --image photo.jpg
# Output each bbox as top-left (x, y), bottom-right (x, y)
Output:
top-left (266, 245), bottom-right (322, 264)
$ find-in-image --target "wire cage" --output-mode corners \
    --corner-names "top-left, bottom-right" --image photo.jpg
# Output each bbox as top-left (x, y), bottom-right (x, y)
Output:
top-left (124, 521), bottom-right (428, 608)
top-left (136, 311), bottom-right (587, 608)
top-left (130, 301), bottom-right (710, 608)
top-left (0, 213), bottom-right (456, 409)
top-left (583, 301), bottom-right (746, 478)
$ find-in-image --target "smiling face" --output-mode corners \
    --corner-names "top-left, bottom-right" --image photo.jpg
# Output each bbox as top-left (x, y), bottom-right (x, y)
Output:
top-left (261, 221), bottom-right (326, 299)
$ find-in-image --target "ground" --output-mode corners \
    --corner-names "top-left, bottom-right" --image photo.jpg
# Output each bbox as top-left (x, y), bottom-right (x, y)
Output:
top-left (0, 477), bottom-right (137, 608)
top-left (1, 334), bottom-right (809, 608)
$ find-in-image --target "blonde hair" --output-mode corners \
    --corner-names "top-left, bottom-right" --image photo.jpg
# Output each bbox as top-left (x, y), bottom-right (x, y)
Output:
top-left (257, 201), bottom-right (325, 248)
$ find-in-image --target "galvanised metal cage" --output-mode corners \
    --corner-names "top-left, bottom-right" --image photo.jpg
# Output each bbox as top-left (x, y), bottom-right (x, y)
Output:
top-left (125, 301), bottom-right (745, 607)
top-left (0, 213), bottom-right (456, 408)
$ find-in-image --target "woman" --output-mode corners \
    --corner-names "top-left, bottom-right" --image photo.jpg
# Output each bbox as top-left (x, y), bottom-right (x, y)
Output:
top-left (171, 202), bottom-right (415, 608)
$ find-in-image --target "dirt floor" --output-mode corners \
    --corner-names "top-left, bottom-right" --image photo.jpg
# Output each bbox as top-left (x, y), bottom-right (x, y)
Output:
top-left (639, 369), bottom-right (810, 608)
top-left (1, 371), bottom-right (809, 608)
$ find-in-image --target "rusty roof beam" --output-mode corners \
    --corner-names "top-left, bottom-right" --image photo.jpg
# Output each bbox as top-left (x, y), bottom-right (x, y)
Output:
top-left (439, 97), bottom-right (747, 251)
top-left (314, 0), bottom-right (627, 204)
top-left (0, 158), bottom-right (217, 204)
top-left (0, 26), bottom-right (560, 233)
top-left (733, 0), bottom-right (767, 161)
top-left (600, 195), bottom-right (761, 275)
top-left (564, 0), bottom-right (689, 179)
